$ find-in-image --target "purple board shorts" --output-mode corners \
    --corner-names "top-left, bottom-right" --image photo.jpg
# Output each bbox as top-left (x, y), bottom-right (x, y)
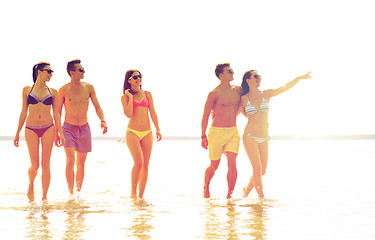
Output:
top-left (62, 122), bottom-right (92, 152)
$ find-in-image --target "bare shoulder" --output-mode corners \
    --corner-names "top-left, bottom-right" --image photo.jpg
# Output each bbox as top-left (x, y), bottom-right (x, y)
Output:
top-left (262, 89), bottom-right (273, 100)
top-left (50, 88), bottom-right (58, 95)
top-left (22, 86), bottom-right (31, 93)
top-left (59, 83), bottom-right (70, 92)
top-left (208, 89), bottom-right (217, 99)
top-left (234, 85), bottom-right (242, 91)
top-left (234, 85), bottom-right (243, 95)
top-left (82, 81), bottom-right (94, 89)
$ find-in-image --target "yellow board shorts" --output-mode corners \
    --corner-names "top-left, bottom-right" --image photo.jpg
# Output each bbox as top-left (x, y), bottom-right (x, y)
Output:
top-left (208, 126), bottom-right (240, 160)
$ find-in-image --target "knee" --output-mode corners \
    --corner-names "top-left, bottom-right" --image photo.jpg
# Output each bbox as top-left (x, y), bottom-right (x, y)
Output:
top-left (141, 164), bottom-right (149, 173)
top-left (77, 160), bottom-right (85, 169)
top-left (30, 163), bottom-right (39, 172)
top-left (133, 161), bottom-right (142, 171)
top-left (210, 162), bottom-right (219, 171)
top-left (66, 159), bottom-right (75, 169)
top-left (262, 170), bottom-right (266, 176)
top-left (252, 168), bottom-right (262, 177)
top-left (41, 161), bottom-right (50, 170)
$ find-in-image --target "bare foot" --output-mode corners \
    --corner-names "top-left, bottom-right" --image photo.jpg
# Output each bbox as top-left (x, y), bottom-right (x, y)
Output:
top-left (130, 192), bottom-right (138, 199)
top-left (243, 186), bottom-right (253, 197)
top-left (27, 184), bottom-right (34, 202)
top-left (226, 192), bottom-right (232, 199)
top-left (203, 186), bottom-right (210, 198)
top-left (255, 186), bottom-right (264, 198)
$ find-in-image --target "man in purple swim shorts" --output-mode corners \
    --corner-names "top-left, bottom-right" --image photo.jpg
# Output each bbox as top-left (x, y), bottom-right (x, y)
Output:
top-left (57, 59), bottom-right (108, 198)
top-left (63, 122), bottom-right (92, 153)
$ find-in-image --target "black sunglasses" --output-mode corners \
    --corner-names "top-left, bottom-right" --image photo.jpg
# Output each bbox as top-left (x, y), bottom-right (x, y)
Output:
top-left (132, 75), bottom-right (142, 80)
top-left (224, 69), bottom-right (234, 74)
top-left (253, 74), bottom-right (261, 79)
top-left (42, 69), bottom-right (54, 74)
top-left (76, 68), bottom-right (85, 72)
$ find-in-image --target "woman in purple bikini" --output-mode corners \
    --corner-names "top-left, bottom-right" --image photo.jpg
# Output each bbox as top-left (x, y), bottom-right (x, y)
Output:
top-left (14, 62), bottom-right (65, 202)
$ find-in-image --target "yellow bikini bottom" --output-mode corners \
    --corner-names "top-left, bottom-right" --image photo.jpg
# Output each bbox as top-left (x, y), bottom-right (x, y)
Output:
top-left (127, 128), bottom-right (152, 140)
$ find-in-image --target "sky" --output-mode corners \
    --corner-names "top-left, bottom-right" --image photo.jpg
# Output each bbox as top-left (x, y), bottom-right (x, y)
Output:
top-left (1, 0), bottom-right (375, 138)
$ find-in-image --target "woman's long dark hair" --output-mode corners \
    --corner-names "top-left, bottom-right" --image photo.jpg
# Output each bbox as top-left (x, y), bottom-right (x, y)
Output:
top-left (123, 69), bottom-right (142, 94)
top-left (32, 62), bottom-right (50, 83)
top-left (241, 70), bottom-right (255, 96)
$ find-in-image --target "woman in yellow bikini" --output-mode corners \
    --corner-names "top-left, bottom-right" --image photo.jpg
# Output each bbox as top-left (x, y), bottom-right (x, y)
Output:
top-left (14, 62), bottom-right (65, 202)
top-left (240, 70), bottom-right (311, 198)
top-left (121, 69), bottom-right (162, 199)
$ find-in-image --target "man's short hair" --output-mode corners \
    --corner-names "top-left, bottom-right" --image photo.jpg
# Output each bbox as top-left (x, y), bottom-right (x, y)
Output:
top-left (67, 59), bottom-right (81, 76)
top-left (215, 63), bottom-right (230, 78)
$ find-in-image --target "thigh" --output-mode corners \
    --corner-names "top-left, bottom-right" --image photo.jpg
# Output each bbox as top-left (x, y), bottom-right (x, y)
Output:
top-left (226, 151), bottom-right (238, 168)
top-left (126, 131), bottom-right (143, 162)
top-left (77, 124), bottom-right (92, 153)
top-left (140, 132), bottom-right (153, 163)
top-left (41, 126), bottom-right (55, 156)
top-left (25, 128), bottom-right (40, 165)
top-left (208, 129), bottom-right (225, 161)
top-left (258, 141), bottom-right (269, 171)
top-left (76, 151), bottom-right (88, 165)
top-left (242, 135), bottom-right (261, 168)
top-left (64, 147), bottom-right (76, 164)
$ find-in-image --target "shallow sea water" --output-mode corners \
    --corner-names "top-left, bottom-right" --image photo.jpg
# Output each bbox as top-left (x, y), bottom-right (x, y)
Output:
top-left (1, 139), bottom-right (375, 239)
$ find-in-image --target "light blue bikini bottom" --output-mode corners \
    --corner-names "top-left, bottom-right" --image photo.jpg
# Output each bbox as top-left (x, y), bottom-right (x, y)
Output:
top-left (243, 132), bottom-right (269, 144)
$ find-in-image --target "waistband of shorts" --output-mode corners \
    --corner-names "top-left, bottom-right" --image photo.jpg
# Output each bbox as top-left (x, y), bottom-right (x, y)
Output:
top-left (210, 126), bottom-right (238, 130)
top-left (63, 122), bottom-right (89, 128)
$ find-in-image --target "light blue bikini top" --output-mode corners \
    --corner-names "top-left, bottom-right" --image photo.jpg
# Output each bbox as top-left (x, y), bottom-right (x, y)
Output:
top-left (245, 92), bottom-right (269, 115)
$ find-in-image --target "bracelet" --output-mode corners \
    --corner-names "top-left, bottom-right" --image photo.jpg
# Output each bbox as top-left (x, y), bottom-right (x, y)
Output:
top-left (201, 135), bottom-right (207, 139)
top-left (101, 120), bottom-right (106, 123)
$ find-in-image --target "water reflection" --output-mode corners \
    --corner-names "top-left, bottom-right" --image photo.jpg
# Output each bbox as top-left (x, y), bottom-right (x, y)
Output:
top-left (26, 203), bottom-right (52, 240)
top-left (63, 201), bottom-right (88, 240)
top-left (241, 202), bottom-right (268, 239)
top-left (124, 199), bottom-right (154, 239)
top-left (203, 199), bottom-right (270, 239)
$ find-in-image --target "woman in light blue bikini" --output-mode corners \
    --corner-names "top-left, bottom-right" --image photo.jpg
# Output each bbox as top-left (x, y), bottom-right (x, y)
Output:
top-left (240, 70), bottom-right (311, 198)
top-left (14, 62), bottom-right (65, 202)
top-left (121, 69), bottom-right (162, 199)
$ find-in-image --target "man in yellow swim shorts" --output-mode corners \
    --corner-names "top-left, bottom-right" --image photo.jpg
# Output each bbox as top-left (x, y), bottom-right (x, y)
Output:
top-left (201, 63), bottom-right (242, 199)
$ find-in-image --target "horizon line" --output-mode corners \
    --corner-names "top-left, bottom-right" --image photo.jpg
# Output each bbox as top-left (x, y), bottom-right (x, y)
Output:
top-left (2, 134), bottom-right (375, 141)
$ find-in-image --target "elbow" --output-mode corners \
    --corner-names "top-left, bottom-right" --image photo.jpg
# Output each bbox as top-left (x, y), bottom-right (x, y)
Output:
top-left (124, 111), bottom-right (132, 118)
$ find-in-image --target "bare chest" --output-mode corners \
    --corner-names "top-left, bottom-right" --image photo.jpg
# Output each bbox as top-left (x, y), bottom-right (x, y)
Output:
top-left (65, 88), bottom-right (90, 104)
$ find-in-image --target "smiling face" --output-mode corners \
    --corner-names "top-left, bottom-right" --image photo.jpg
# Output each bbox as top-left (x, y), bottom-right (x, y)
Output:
top-left (128, 71), bottom-right (142, 90)
top-left (247, 70), bottom-right (262, 88)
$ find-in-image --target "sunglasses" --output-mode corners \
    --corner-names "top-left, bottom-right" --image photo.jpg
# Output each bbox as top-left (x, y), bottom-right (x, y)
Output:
top-left (224, 69), bottom-right (234, 74)
top-left (253, 74), bottom-right (261, 79)
top-left (42, 69), bottom-right (54, 74)
top-left (76, 68), bottom-right (85, 72)
top-left (131, 75), bottom-right (142, 80)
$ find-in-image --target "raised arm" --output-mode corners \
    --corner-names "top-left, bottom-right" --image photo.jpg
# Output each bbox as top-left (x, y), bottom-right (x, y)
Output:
top-left (146, 91), bottom-right (162, 141)
top-left (14, 87), bottom-right (29, 147)
top-left (89, 84), bottom-right (107, 134)
top-left (121, 90), bottom-right (134, 118)
top-left (265, 72), bottom-right (311, 98)
top-left (201, 91), bottom-right (216, 149)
